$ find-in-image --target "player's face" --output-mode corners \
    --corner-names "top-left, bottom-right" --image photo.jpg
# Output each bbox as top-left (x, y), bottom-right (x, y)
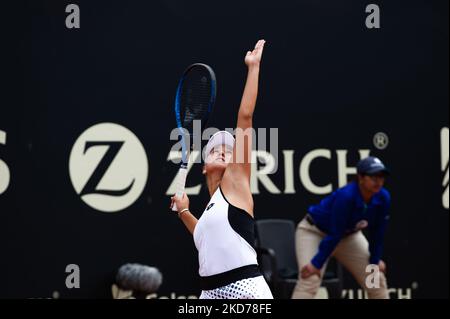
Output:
top-left (205, 144), bottom-right (233, 172)
top-left (360, 173), bottom-right (385, 194)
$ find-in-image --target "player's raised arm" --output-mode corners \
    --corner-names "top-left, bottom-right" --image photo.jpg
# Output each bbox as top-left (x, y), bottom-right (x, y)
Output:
top-left (224, 40), bottom-right (266, 185)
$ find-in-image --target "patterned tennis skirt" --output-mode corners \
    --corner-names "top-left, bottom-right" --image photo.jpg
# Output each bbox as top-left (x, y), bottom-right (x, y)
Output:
top-left (199, 275), bottom-right (273, 299)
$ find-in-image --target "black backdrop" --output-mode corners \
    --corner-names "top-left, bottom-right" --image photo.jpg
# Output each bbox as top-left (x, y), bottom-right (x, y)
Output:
top-left (0, 0), bottom-right (448, 298)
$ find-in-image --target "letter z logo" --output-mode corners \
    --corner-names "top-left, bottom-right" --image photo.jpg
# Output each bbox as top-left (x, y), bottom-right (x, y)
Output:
top-left (69, 123), bottom-right (148, 213)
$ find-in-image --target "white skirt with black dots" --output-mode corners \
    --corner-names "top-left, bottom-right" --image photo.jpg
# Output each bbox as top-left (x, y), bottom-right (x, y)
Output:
top-left (199, 276), bottom-right (273, 299)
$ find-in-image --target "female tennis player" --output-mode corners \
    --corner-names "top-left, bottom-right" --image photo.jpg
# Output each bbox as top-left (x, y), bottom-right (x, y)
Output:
top-left (292, 156), bottom-right (391, 299)
top-left (170, 39), bottom-right (273, 299)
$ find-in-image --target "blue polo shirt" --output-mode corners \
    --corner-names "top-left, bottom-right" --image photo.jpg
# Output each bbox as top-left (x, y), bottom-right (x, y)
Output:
top-left (308, 181), bottom-right (390, 269)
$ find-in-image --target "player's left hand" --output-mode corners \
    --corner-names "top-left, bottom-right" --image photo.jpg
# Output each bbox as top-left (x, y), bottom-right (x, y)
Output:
top-left (245, 39), bottom-right (266, 68)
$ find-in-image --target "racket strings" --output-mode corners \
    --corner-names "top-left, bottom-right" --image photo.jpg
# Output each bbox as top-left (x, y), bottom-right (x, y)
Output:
top-left (180, 69), bottom-right (213, 129)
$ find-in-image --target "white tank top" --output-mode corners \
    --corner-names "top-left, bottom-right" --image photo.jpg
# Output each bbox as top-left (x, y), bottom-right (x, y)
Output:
top-left (193, 186), bottom-right (258, 277)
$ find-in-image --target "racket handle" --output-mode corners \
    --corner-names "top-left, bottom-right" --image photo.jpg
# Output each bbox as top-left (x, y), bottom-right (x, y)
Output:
top-left (172, 166), bottom-right (188, 212)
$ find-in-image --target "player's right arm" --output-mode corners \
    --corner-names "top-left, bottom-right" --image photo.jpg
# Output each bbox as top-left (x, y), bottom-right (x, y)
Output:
top-left (171, 193), bottom-right (197, 234)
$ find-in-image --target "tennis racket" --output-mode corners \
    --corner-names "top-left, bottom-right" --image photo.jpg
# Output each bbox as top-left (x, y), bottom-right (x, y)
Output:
top-left (171, 63), bottom-right (216, 211)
